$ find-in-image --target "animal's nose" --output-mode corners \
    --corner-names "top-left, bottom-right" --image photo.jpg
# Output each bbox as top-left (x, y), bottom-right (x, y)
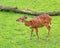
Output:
top-left (16, 20), bottom-right (18, 21)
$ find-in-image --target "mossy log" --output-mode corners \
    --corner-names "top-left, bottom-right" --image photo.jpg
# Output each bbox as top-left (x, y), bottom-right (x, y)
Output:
top-left (0, 5), bottom-right (60, 16)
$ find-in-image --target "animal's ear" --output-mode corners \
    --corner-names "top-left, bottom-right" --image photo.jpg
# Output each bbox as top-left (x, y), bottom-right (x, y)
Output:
top-left (24, 16), bottom-right (27, 19)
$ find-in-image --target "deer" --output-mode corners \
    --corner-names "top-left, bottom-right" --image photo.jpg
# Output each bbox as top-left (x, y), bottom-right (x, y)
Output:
top-left (16, 14), bottom-right (52, 42)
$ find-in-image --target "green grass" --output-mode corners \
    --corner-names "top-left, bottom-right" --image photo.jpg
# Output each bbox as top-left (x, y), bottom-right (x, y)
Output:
top-left (0, 0), bottom-right (60, 48)
top-left (0, 0), bottom-right (60, 12)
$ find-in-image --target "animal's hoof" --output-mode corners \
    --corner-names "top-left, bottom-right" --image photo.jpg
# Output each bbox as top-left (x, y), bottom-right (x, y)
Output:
top-left (30, 37), bottom-right (32, 40)
top-left (38, 38), bottom-right (40, 42)
top-left (46, 38), bottom-right (49, 42)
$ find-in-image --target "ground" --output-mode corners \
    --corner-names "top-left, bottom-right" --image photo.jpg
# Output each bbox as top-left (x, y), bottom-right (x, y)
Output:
top-left (0, 0), bottom-right (60, 48)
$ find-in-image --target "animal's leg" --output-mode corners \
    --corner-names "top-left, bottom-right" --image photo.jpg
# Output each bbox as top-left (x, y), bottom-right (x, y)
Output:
top-left (45, 24), bottom-right (50, 41)
top-left (30, 29), bottom-right (34, 40)
top-left (35, 28), bottom-right (40, 42)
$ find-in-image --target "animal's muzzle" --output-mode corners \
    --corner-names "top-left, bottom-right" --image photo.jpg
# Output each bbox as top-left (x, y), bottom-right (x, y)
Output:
top-left (16, 19), bottom-right (19, 22)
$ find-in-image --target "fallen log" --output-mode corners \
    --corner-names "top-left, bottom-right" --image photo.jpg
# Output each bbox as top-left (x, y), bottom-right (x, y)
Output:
top-left (0, 5), bottom-right (60, 16)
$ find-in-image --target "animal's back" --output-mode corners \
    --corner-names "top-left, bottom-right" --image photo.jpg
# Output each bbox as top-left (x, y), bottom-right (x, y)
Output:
top-left (29, 14), bottom-right (51, 28)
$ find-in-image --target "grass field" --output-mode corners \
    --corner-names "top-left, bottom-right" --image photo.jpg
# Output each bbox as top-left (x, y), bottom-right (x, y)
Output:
top-left (0, 0), bottom-right (60, 48)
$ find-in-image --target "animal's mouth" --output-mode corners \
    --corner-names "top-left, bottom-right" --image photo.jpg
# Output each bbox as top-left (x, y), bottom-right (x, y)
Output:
top-left (16, 20), bottom-right (19, 22)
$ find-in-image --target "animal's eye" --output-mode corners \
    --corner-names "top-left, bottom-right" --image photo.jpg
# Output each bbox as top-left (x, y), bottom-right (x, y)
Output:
top-left (25, 17), bottom-right (27, 19)
top-left (19, 18), bottom-right (21, 19)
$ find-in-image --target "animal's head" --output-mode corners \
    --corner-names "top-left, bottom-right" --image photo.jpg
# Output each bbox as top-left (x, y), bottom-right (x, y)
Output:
top-left (16, 16), bottom-right (27, 22)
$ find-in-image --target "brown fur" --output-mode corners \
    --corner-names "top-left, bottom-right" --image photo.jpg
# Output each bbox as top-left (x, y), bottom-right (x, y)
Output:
top-left (16, 14), bottom-right (52, 41)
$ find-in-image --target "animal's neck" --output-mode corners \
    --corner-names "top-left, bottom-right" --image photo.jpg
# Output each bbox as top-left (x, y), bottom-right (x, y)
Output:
top-left (23, 19), bottom-right (30, 26)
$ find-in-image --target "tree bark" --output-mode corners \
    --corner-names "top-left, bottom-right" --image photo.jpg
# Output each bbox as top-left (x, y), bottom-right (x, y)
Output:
top-left (0, 5), bottom-right (60, 16)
